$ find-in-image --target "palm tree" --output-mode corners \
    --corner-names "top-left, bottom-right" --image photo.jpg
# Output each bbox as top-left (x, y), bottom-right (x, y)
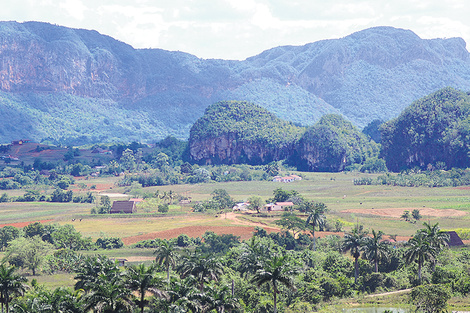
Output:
top-left (203, 285), bottom-right (239, 313)
top-left (305, 202), bottom-right (327, 251)
top-left (177, 251), bottom-right (224, 292)
top-left (418, 222), bottom-right (449, 271)
top-left (362, 229), bottom-right (390, 273)
top-left (0, 264), bottom-right (28, 313)
top-left (238, 236), bottom-right (266, 277)
top-left (74, 255), bottom-right (120, 292)
top-left (251, 254), bottom-right (296, 313)
top-left (342, 227), bottom-right (367, 284)
top-left (123, 263), bottom-right (168, 313)
top-left (154, 241), bottom-right (178, 283)
top-left (82, 280), bottom-right (134, 313)
top-left (404, 233), bottom-right (436, 282)
top-left (164, 280), bottom-right (202, 313)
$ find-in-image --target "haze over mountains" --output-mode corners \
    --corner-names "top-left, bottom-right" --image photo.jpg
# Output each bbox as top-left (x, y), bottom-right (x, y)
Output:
top-left (0, 21), bottom-right (470, 145)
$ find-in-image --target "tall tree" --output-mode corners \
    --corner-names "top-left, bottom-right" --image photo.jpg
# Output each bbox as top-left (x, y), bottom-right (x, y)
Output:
top-left (238, 236), bottom-right (268, 277)
top-left (4, 236), bottom-right (53, 275)
top-left (82, 280), bottom-right (134, 313)
top-left (74, 255), bottom-right (121, 292)
top-left (305, 202), bottom-right (327, 251)
top-left (204, 284), bottom-right (239, 313)
top-left (0, 227), bottom-right (20, 252)
top-left (419, 222), bottom-right (449, 253)
top-left (251, 254), bottom-right (296, 313)
top-left (418, 222), bottom-right (449, 271)
top-left (154, 241), bottom-right (178, 283)
top-left (248, 196), bottom-right (263, 213)
top-left (342, 226), bottom-right (368, 284)
top-left (0, 264), bottom-right (27, 313)
top-left (211, 189), bottom-right (234, 211)
top-left (404, 233), bottom-right (436, 282)
top-left (274, 212), bottom-right (306, 237)
top-left (123, 263), bottom-right (167, 313)
top-left (362, 229), bottom-right (390, 273)
top-left (177, 251), bottom-right (224, 292)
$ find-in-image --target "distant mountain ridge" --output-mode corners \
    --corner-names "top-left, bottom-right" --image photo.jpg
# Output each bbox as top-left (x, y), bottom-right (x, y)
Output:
top-left (0, 21), bottom-right (470, 144)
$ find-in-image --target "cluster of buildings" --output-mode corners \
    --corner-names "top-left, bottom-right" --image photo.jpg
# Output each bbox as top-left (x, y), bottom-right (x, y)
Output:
top-left (232, 201), bottom-right (294, 212)
top-left (272, 174), bottom-right (302, 183)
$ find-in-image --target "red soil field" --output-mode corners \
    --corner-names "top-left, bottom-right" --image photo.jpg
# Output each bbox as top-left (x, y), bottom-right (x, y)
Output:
top-left (121, 225), bottom-right (280, 245)
top-left (0, 219), bottom-right (53, 228)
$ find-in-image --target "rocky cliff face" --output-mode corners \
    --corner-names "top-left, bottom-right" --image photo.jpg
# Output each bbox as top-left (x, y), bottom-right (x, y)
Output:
top-left (187, 100), bottom-right (303, 165)
top-left (189, 134), bottom-right (295, 165)
top-left (0, 22), bottom-right (143, 98)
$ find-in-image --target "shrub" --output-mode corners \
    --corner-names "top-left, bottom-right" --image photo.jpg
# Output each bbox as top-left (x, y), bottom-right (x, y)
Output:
top-left (410, 284), bottom-right (451, 313)
top-left (158, 203), bottom-right (169, 213)
top-left (95, 237), bottom-right (124, 249)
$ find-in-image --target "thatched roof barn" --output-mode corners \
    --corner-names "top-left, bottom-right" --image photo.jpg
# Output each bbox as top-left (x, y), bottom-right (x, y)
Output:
top-left (110, 201), bottom-right (136, 214)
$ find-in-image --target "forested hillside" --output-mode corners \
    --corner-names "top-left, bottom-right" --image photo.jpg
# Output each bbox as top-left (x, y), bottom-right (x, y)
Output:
top-left (381, 87), bottom-right (470, 171)
top-left (1, 22), bottom-right (470, 144)
top-left (297, 115), bottom-right (379, 172)
top-left (188, 101), bottom-right (303, 165)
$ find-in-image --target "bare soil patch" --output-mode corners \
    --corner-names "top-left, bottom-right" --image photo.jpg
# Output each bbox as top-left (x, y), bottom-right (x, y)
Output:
top-left (0, 219), bottom-right (53, 228)
top-left (88, 183), bottom-right (114, 192)
top-left (341, 207), bottom-right (466, 218)
top-left (122, 225), bottom-right (281, 245)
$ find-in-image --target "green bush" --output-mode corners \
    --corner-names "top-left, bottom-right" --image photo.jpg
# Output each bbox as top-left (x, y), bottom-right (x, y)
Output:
top-left (95, 237), bottom-right (124, 250)
top-left (158, 203), bottom-right (169, 213)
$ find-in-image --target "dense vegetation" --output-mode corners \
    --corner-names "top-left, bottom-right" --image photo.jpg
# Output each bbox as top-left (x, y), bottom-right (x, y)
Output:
top-left (381, 87), bottom-right (470, 171)
top-left (297, 114), bottom-right (379, 172)
top-left (0, 219), bottom-right (467, 312)
top-left (354, 167), bottom-right (470, 187)
top-left (190, 101), bottom-right (303, 144)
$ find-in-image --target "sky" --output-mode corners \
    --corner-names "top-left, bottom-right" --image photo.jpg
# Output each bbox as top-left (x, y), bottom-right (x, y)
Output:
top-left (2, 0), bottom-right (470, 60)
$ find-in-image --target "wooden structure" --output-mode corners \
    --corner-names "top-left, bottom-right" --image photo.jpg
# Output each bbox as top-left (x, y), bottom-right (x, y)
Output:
top-left (110, 201), bottom-right (136, 214)
top-left (447, 231), bottom-right (464, 247)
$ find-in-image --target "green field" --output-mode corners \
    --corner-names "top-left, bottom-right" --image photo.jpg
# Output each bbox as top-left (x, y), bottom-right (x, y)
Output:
top-left (2, 171), bottom-right (470, 239)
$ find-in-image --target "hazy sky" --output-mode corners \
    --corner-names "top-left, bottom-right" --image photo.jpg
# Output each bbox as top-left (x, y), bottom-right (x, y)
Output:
top-left (2, 0), bottom-right (469, 60)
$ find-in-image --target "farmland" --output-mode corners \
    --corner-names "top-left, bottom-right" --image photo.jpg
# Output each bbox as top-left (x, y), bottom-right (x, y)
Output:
top-left (2, 171), bottom-right (469, 242)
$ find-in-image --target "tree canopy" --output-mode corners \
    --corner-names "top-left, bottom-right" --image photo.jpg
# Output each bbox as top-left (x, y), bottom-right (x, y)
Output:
top-left (298, 114), bottom-right (379, 172)
top-left (381, 87), bottom-right (470, 171)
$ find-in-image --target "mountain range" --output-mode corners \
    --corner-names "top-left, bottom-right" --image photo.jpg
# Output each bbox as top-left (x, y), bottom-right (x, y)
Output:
top-left (1, 21), bottom-right (470, 145)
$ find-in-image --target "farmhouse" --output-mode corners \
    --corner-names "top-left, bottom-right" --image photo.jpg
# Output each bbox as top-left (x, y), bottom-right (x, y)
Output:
top-left (110, 201), bottom-right (136, 214)
top-left (264, 201), bottom-right (294, 212)
top-left (233, 202), bottom-right (250, 211)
